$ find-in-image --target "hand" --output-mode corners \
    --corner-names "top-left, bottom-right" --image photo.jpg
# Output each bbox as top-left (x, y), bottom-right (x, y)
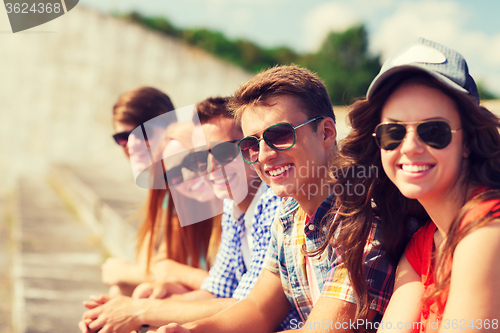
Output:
top-left (101, 257), bottom-right (133, 286)
top-left (81, 295), bottom-right (143, 333)
top-left (151, 323), bottom-right (192, 333)
top-left (132, 281), bottom-right (190, 299)
top-left (78, 318), bottom-right (92, 333)
top-left (83, 294), bottom-right (112, 310)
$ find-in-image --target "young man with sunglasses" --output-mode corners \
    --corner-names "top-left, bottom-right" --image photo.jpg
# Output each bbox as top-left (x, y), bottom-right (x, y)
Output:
top-left (79, 97), bottom-right (299, 333)
top-left (153, 66), bottom-right (395, 333)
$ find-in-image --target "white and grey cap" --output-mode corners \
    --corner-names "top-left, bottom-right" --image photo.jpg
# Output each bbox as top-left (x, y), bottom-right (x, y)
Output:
top-left (366, 37), bottom-right (479, 104)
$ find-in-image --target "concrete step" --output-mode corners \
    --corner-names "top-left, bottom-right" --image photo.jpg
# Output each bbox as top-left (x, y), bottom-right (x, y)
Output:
top-left (12, 177), bottom-right (107, 333)
top-left (49, 163), bottom-right (147, 262)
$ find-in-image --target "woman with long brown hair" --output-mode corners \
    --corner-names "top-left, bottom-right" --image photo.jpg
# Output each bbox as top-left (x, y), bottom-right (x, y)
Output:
top-left (104, 87), bottom-right (221, 297)
top-left (330, 39), bottom-right (500, 332)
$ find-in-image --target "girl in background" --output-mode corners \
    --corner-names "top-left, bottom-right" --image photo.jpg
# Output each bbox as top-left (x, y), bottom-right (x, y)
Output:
top-left (106, 87), bottom-right (221, 297)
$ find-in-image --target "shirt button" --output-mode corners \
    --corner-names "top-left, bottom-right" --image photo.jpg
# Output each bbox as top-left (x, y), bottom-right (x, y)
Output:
top-left (322, 226), bottom-right (327, 232)
top-left (308, 224), bottom-right (315, 231)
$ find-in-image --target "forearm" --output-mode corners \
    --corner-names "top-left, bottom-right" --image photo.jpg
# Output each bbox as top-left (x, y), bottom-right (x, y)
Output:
top-left (170, 265), bottom-right (209, 290)
top-left (138, 296), bottom-right (237, 327)
top-left (186, 298), bottom-right (270, 333)
top-left (124, 264), bottom-right (150, 285)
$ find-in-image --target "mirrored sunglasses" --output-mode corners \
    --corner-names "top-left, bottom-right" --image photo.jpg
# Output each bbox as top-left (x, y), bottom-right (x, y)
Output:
top-left (238, 116), bottom-right (324, 164)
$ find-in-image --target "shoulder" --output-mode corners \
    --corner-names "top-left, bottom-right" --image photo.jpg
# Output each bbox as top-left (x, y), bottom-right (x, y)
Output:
top-left (461, 198), bottom-right (500, 227)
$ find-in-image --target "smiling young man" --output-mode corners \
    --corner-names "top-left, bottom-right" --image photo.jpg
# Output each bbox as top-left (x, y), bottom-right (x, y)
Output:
top-left (79, 97), bottom-right (299, 333)
top-left (153, 65), bottom-right (395, 333)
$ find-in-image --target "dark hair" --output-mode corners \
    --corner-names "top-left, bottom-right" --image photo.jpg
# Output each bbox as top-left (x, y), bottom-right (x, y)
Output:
top-left (321, 70), bottom-right (500, 323)
top-left (194, 96), bottom-right (233, 125)
top-left (230, 65), bottom-right (335, 129)
top-left (113, 87), bottom-right (176, 127)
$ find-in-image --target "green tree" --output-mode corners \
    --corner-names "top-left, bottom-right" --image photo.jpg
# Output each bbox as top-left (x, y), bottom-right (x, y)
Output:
top-left (303, 25), bottom-right (381, 105)
top-left (476, 81), bottom-right (498, 100)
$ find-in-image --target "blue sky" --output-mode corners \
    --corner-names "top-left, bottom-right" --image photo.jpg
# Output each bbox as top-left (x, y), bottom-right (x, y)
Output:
top-left (70, 0), bottom-right (500, 96)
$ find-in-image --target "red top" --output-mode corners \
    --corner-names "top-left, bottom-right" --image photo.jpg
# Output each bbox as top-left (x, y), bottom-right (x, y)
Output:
top-left (405, 187), bottom-right (500, 332)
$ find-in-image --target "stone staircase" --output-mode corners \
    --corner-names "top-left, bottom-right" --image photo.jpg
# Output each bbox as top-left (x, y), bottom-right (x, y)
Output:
top-left (4, 162), bottom-right (147, 333)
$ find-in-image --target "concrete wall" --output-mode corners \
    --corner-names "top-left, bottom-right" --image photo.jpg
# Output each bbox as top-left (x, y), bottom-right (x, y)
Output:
top-left (0, 6), bottom-right (253, 193)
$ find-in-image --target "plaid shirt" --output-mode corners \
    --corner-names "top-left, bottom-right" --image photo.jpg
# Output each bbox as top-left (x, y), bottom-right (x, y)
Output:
top-left (264, 192), bottom-right (395, 323)
top-left (201, 186), bottom-right (282, 299)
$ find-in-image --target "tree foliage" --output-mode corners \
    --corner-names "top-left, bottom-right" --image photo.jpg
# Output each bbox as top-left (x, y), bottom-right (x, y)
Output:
top-left (301, 25), bottom-right (380, 105)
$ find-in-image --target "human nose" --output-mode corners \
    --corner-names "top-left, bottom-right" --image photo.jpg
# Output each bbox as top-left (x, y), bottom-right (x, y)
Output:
top-left (399, 126), bottom-right (425, 155)
top-left (258, 139), bottom-right (278, 164)
top-left (127, 132), bottom-right (146, 152)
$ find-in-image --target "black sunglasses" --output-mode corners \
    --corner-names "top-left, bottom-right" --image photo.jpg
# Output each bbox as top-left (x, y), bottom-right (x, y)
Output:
top-left (112, 123), bottom-right (166, 147)
top-left (238, 117), bottom-right (324, 164)
top-left (163, 140), bottom-right (239, 185)
top-left (372, 120), bottom-right (461, 151)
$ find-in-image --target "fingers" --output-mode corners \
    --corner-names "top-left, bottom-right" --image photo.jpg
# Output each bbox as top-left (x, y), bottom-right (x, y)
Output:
top-left (81, 306), bottom-right (102, 321)
top-left (87, 316), bottom-right (106, 333)
top-left (83, 300), bottom-right (101, 309)
top-left (132, 282), bottom-right (154, 299)
top-left (149, 283), bottom-right (169, 299)
top-left (90, 294), bottom-right (112, 304)
top-left (78, 319), bottom-right (92, 333)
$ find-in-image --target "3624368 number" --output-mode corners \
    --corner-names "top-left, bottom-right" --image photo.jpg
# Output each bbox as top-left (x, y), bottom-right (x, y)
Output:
top-left (5, 2), bottom-right (62, 14)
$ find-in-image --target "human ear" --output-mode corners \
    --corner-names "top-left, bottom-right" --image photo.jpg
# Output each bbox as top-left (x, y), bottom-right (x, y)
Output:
top-left (321, 117), bottom-right (337, 148)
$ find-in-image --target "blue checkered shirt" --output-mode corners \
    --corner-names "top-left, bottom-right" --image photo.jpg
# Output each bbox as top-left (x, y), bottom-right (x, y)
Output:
top-left (201, 187), bottom-right (282, 299)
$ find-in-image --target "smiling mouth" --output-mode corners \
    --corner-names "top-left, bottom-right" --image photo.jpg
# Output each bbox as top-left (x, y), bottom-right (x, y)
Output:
top-left (400, 164), bottom-right (433, 173)
top-left (267, 164), bottom-right (292, 177)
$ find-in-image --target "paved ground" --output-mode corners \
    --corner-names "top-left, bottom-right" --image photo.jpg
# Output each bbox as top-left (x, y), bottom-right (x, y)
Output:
top-left (12, 177), bottom-right (108, 333)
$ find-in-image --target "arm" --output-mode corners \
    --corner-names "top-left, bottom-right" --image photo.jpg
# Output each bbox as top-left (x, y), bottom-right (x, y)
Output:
top-left (439, 219), bottom-right (500, 332)
top-left (159, 269), bottom-right (291, 333)
top-left (378, 254), bottom-right (424, 333)
top-left (80, 290), bottom-right (237, 333)
top-left (101, 257), bottom-right (149, 287)
top-left (152, 259), bottom-right (209, 290)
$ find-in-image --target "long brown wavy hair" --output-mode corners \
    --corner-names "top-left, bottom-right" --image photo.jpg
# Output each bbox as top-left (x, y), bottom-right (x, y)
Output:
top-left (321, 70), bottom-right (500, 323)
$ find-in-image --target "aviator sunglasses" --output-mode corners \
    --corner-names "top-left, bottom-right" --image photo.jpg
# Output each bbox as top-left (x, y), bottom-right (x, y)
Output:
top-left (164, 140), bottom-right (239, 185)
top-left (238, 116), bottom-right (324, 164)
top-left (372, 120), bottom-right (461, 151)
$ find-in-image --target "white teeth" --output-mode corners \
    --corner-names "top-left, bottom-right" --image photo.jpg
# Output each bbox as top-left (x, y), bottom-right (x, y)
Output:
top-left (401, 164), bottom-right (431, 173)
top-left (269, 165), bottom-right (291, 177)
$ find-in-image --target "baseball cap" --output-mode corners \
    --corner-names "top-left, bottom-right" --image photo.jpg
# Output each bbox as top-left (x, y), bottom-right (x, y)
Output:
top-left (366, 38), bottom-right (479, 104)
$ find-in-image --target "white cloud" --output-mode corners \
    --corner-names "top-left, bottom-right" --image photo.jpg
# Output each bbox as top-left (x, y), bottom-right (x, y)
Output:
top-left (302, 2), bottom-right (361, 51)
top-left (369, 0), bottom-right (500, 95)
top-left (370, 1), bottom-right (467, 58)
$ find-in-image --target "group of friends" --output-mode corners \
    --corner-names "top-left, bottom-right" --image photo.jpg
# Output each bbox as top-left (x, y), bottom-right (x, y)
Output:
top-left (78, 38), bottom-right (500, 333)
